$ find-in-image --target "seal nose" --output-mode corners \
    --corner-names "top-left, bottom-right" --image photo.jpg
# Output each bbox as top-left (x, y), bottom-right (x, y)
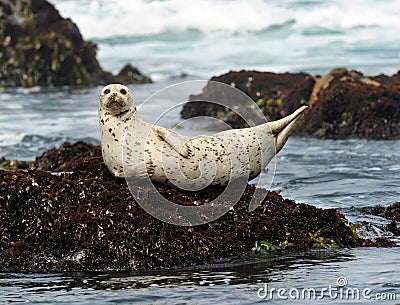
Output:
top-left (110, 92), bottom-right (118, 101)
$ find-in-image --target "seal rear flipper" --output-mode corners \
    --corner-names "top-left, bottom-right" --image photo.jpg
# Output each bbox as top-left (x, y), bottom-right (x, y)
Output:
top-left (267, 105), bottom-right (308, 153)
top-left (155, 126), bottom-right (193, 158)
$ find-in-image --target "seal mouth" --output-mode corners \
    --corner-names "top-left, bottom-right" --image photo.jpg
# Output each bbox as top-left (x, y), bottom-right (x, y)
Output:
top-left (106, 98), bottom-right (126, 109)
top-left (108, 100), bottom-right (124, 107)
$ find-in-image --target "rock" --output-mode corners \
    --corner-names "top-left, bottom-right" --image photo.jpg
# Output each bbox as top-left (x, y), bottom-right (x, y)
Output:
top-left (361, 202), bottom-right (400, 222)
top-left (30, 141), bottom-right (102, 171)
top-left (361, 202), bottom-right (400, 236)
top-left (363, 237), bottom-right (397, 247)
top-left (181, 70), bottom-right (314, 128)
top-left (181, 68), bottom-right (400, 139)
top-left (304, 68), bottom-right (400, 139)
top-left (0, 0), bottom-right (151, 87)
top-left (116, 64), bottom-right (152, 84)
top-left (1, 159), bottom-right (30, 170)
top-left (0, 141), bottom-right (394, 272)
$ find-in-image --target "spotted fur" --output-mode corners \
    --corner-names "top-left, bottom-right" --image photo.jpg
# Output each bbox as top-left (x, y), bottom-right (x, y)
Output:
top-left (99, 84), bottom-right (307, 188)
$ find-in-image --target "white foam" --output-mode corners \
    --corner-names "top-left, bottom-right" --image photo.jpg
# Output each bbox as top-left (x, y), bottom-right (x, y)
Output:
top-left (367, 167), bottom-right (382, 171)
top-left (0, 134), bottom-right (24, 146)
top-left (51, 0), bottom-right (400, 39)
top-left (388, 165), bottom-right (400, 171)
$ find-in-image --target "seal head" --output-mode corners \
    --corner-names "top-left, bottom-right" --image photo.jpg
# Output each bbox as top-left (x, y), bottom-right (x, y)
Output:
top-left (100, 84), bottom-right (135, 115)
top-left (99, 84), bottom-right (137, 178)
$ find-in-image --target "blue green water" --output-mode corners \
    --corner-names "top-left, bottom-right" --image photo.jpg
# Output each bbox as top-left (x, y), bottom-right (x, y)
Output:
top-left (51, 0), bottom-right (400, 80)
top-left (1, 249), bottom-right (399, 304)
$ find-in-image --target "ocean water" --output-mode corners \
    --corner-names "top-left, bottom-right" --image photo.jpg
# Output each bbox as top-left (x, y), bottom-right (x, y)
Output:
top-left (1, 0), bottom-right (400, 304)
top-left (51, 0), bottom-right (400, 80)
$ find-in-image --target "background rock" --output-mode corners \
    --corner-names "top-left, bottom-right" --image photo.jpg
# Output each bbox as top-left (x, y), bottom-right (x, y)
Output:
top-left (182, 70), bottom-right (315, 127)
top-left (361, 202), bottom-right (400, 236)
top-left (116, 64), bottom-right (152, 85)
top-left (0, 0), bottom-right (151, 87)
top-left (181, 68), bottom-right (400, 139)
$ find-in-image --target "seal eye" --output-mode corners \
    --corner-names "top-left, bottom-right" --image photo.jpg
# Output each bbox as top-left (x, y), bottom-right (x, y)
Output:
top-left (104, 88), bottom-right (110, 95)
top-left (120, 89), bottom-right (127, 95)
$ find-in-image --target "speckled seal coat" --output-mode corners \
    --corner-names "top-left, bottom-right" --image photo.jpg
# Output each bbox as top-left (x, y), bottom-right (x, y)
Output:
top-left (99, 84), bottom-right (307, 189)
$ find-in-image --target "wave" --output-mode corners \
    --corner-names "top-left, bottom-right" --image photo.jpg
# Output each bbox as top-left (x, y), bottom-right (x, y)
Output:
top-left (90, 18), bottom-right (299, 46)
top-left (51, 0), bottom-right (400, 40)
top-left (0, 134), bottom-right (100, 161)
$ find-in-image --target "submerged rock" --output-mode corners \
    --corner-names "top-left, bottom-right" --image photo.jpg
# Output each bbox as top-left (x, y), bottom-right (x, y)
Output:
top-left (116, 64), bottom-right (152, 85)
top-left (181, 68), bottom-right (400, 139)
top-left (0, 0), bottom-right (151, 87)
top-left (0, 142), bottom-right (395, 272)
top-left (361, 203), bottom-right (400, 236)
top-left (361, 202), bottom-right (400, 222)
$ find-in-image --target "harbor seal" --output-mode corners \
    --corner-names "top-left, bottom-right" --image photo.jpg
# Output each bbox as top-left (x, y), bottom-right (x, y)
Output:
top-left (99, 84), bottom-right (307, 190)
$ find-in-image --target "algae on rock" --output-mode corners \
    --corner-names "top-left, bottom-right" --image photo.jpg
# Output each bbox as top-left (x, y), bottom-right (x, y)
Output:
top-left (0, 0), bottom-right (151, 87)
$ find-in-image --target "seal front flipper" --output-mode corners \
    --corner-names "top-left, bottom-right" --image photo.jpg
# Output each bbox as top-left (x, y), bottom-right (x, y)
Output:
top-left (154, 126), bottom-right (193, 158)
top-left (124, 159), bottom-right (155, 184)
top-left (146, 159), bottom-right (156, 177)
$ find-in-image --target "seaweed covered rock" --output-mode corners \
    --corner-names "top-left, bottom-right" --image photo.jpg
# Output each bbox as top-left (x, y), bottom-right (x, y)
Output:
top-left (182, 70), bottom-right (315, 127)
top-left (30, 141), bottom-right (102, 171)
top-left (181, 68), bottom-right (400, 139)
top-left (304, 69), bottom-right (400, 139)
top-left (361, 202), bottom-right (400, 236)
top-left (0, 142), bottom-right (394, 272)
top-left (0, 0), bottom-right (151, 87)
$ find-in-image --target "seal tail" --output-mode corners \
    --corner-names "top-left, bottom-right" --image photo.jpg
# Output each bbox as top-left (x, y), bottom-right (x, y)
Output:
top-left (267, 105), bottom-right (308, 153)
